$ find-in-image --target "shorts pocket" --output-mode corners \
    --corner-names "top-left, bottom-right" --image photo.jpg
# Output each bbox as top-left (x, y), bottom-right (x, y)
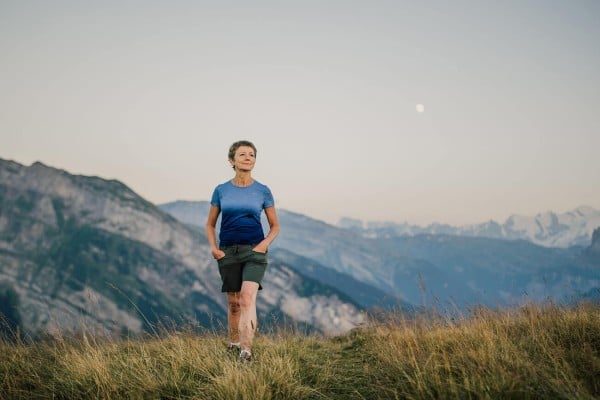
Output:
top-left (217, 257), bottom-right (235, 268)
top-left (216, 249), bottom-right (232, 265)
top-left (250, 250), bottom-right (268, 264)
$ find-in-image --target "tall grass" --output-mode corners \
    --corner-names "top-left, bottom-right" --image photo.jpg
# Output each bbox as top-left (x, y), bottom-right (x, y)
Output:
top-left (1, 302), bottom-right (598, 399)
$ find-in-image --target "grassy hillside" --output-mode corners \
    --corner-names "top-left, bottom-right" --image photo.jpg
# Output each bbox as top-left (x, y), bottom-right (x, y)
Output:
top-left (1, 302), bottom-right (598, 399)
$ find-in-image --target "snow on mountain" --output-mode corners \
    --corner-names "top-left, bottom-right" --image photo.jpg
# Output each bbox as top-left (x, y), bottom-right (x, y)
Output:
top-left (339, 206), bottom-right (600, 248)
top-left (502, 206), bottom-right (599, 247)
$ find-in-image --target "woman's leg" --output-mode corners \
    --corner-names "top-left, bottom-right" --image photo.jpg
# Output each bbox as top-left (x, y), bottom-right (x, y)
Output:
top-left (238, 281), bottom-right (259, 352)
top-left (226, 292), bottom-right (241, 344)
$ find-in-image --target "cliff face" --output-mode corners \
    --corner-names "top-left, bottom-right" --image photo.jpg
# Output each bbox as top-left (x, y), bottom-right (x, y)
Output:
top-left (587, 227), bottom-right (600, 258)
top-left (0, 159), bottom-right (223, 335)
top-left (0, 159), bottom-right (365, 337)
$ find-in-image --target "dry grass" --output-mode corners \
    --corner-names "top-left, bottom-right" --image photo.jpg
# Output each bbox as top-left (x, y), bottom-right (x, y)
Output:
top-left (1, 302), bottom-right (598, 399)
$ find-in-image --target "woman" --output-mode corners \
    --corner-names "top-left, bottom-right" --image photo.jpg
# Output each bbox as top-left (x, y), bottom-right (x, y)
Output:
top-left (205, 140), bottom-right (280, 362)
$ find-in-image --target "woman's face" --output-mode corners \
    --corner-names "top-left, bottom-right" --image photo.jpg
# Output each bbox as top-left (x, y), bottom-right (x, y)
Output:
top-left (230, 145), bottom-right (256, 172)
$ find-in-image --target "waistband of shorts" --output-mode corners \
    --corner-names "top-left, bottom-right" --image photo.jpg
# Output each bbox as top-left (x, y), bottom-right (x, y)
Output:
top-left (219, 244), bottom-right (259, 250)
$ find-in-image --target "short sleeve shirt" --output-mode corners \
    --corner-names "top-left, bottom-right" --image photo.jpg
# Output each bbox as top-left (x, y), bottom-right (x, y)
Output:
top-left (210, 180), bottom-right (275, 247)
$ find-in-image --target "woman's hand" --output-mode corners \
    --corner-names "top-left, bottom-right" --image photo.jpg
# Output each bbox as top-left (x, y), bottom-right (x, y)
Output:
top-left (252, 243), bottom-right (267, 254)
top-left (212, 249), bottom-right (225, 260)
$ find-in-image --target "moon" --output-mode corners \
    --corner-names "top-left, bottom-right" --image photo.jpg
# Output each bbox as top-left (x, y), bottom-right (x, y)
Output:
top-left (416, 104), bottom-right (425, 113)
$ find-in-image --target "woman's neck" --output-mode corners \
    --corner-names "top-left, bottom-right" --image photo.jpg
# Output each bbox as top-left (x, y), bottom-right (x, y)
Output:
top-left (232, 173), bottom-right (253, 187)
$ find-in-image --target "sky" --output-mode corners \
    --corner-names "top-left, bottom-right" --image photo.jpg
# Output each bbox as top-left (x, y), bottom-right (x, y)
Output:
top-left (1, 1), bottom-right (599, 226)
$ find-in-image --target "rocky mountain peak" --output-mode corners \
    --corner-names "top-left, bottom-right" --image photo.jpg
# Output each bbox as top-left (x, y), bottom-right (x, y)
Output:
top-left (1, 158), bottom-right (367, 337)
top-left (588, 227), bottom-right (600, 256)
top-left (592, 227), bottom-right (600, 243)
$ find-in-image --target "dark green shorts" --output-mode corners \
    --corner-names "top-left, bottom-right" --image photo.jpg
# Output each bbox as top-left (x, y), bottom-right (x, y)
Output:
top-left (217, 244), bottom-right (268, 292)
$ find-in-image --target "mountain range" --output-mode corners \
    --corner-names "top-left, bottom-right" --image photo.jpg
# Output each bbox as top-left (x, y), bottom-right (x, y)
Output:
top-left (1, 158), bottom-right (598, 339)
top-left (338, 206), bottom-right (600, 248)
top-left (0, 159), bottom-right (367, 338)
top-left (160, 200), bottom-right (599, 310)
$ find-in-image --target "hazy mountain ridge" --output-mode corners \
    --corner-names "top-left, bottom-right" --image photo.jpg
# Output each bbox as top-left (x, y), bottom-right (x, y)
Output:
top-left (160, 201), bottom-right (387, 290)
top-left (2, 158), bottom-right (596, 339)
top-left (338, 206), bottom-right (600, 248)
top-left (376, 233), bottom-right (599, 307)
top-left (159, 201), bottom-right (409, 311)
top-left (0, 159), bottom-right (365, 337)
top-left (160, 200), bottom-right (599, 310)
top-left (161, 201), bottom-right (392, 292)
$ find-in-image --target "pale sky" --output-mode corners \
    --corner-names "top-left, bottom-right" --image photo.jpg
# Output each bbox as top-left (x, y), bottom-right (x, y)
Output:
top-left (1, 1), bottom-right (599, 226)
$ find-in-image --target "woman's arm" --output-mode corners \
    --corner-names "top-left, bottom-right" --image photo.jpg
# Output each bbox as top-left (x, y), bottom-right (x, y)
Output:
top-left (253, 206), bottom-right (280, 253)
top-left (205, 205), bottom-right (225, 259)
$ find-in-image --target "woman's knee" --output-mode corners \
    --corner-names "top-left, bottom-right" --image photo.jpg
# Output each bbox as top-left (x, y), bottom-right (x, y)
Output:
top-left (238, 291), bottom-right (255, 309)
top-left (228, 298), bottom-right (241, 314)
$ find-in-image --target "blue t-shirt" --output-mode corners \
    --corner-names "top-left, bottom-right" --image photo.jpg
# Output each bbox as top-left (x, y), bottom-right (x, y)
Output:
top-left (210, 180), bottom-right (275, 247)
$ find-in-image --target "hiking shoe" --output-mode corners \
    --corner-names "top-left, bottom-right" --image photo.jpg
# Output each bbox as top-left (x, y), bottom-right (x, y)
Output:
top-left (239, 349), bottom-right (252, 363)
